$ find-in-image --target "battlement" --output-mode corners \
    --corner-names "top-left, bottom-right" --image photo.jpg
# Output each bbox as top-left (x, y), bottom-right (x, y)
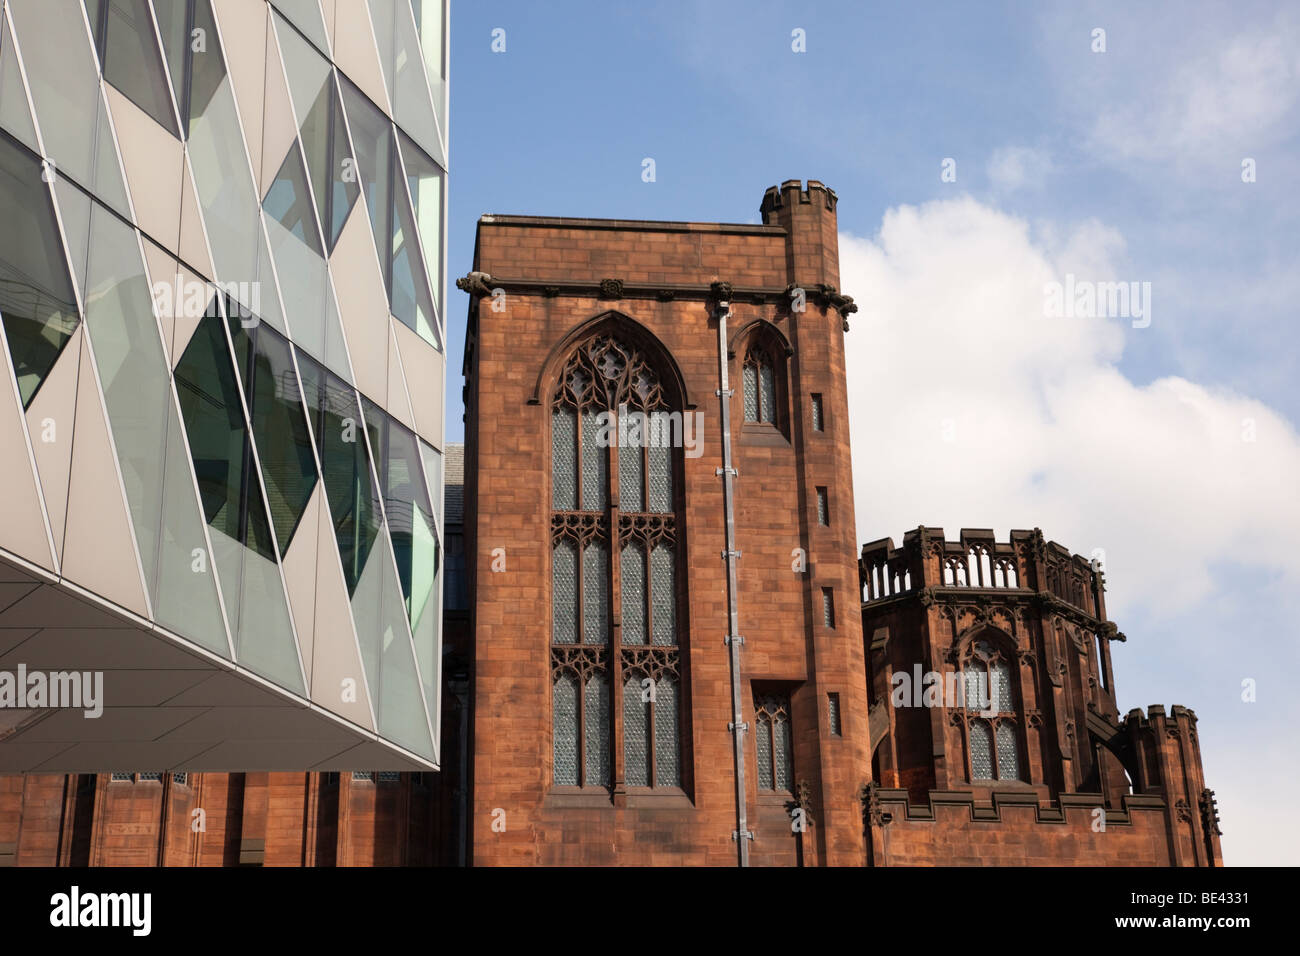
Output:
top-left (859, 527), bottom-right (1105, 618)
top-left (760, 179), bottom-right (839, 221)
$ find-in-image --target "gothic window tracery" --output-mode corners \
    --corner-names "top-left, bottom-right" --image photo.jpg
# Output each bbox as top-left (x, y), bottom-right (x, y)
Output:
top-left (754, 694), bottom-right (794, 792)
top-left (959, 635), bottom-right (1023, 783)
top-left (742, 342), bottom-right (781, 427)
top-left (550, 328), bottom-right (684, 791)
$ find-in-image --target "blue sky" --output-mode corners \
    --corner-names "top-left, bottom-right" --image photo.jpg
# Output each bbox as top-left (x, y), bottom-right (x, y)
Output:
top-left (445, 1), bottom-right (1299, 864)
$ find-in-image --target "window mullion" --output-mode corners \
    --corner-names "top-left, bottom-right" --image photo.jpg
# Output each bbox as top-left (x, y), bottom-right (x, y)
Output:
top-left (610, 505), bottom-right (623, 790)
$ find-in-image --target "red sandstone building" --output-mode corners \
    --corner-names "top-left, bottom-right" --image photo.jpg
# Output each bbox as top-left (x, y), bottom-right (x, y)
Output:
top-left (0, 182), bottom-right (1221, 866)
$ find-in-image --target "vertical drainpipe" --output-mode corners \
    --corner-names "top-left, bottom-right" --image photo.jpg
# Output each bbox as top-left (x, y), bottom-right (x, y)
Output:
top-left (712, 283), bottom-right (750, 866)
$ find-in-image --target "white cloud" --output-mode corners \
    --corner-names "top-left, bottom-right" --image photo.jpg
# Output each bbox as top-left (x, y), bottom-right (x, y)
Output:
top-left (986, 146), bottom-right (1054, 192)
top-left (841, 196), bottom-right (1300, 621)
top-left (1038, 5), bottom-right (1300, 168)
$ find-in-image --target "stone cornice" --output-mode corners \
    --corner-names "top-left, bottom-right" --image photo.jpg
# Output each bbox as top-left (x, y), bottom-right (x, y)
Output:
top-left (456, 272), bottom-right (859, 328)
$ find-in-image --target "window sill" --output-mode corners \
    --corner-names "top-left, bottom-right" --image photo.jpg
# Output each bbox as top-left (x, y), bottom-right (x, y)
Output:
top-left (544, 788), bottom-right (613, 809)
top-left (625, 788), bottom-right (694, 809)
top-left (739, 423), bottom-right (790, 447)
top-left (756, 789), bottom-right (796, 808)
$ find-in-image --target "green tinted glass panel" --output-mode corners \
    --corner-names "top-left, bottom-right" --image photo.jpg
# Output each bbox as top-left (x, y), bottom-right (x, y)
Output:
top-left (229, 319), bottom-right (317, 556)
top-left (299, 353), bottom-right (380, 594)
top-left (0, 134), bottom-right (78, 408)
top-left (174, 313), bottom-right (275, 560)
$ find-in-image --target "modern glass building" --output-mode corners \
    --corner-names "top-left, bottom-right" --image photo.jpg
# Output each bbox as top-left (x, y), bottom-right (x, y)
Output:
top-left (0, 0), bottom-right (448, 772)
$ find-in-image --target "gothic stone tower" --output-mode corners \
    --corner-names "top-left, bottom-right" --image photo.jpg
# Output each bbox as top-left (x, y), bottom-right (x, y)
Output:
top-left (459, 181), bottom-right (869, 865)
top-left (859, 528), bottom-right (1224, 866)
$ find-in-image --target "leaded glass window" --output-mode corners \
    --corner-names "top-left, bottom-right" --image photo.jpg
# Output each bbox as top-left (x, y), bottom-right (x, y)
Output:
top-left (755, 694), bottom-right (794, 792)
top-left (742, 343), bottom-right (780, 425)
top-left (550, 327), bottom-right (685, 791)
top-left (553, 671), bottom-right (580, 786)
top-left (960, 634), bottom-right (1023, 783)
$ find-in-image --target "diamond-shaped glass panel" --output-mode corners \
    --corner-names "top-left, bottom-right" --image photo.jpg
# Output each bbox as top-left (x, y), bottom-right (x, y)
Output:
top-left (581, 410), bottom-right (606, 512)
top-left (654, 674), bottom-right (679, 787)
top-left (583, 541), bottom-right (608, 645)
top-left (742, 363), bottom-right (758, 422)
top-left (552, 538), bottom-right (577, 644)
top-left (623, 676), bottom-right (648, 787)
top-left (551, 408), bottom-right (576, 510)
top-left (970, 719), bottom-right (994, 780)
top-left (996, 721), bottom-right (1020, 781)
top-left (651, 544), bottom-right (675, 646)
top-left (584, 672), bottom-right (609, 787)
top-left (648, 444), bottom-right (671, 513)
top-left (756, 715), bottom-right (773, 790)
top-left (620, 542), bottom-right (645, 646)
top-left (552, 672), bottom-right (578, 786)
top-left (619, 442), bottom-right (643, 512)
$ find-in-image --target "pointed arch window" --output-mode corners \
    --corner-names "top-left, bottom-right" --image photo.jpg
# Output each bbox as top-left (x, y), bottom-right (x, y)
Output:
top-left (550, 329), bottom-right (685, 791)
top-left (754, 693), bottom-right (794, 792)
top-left (742, 343), bottom-right (780, 425)
top-left (960, 637), bottom-right (1023, 783)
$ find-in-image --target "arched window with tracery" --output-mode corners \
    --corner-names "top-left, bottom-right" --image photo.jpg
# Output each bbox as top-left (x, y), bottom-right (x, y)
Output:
top-left (550, 329), bottom-right (684, 791)
top-left (959, 636), bottom-right (1023, 783)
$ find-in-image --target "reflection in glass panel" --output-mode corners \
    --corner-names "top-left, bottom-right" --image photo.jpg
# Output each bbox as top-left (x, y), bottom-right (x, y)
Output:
top-left (970, 719), bottom-right (994, 780)
top-left (264, 145), bottom-right (322, 253)
top-left (90, 0), bottom-right (179, 135)
top-left (81, 201), bottom-right (173, 597)
top-left (154, 397), bottom-right (230, 657)
top-left (186, 48), bottom-right (265, 310)
top-left (388, 142), bottom-right (439, 349)
top-left (410, 0), bottom-right (445, 84)
top-left (228, 318), bottom-right (317, 556)
top-left (397, 131), bottom-right (442, 314)
top-left (620, 542), bottom-right (645, 646)
top-left (353, 519), bottom-right (433, 758)
top-left (623, 676), bottom-right (648, 787)
top-left (0, 18), bottom-right (40, 152)
top-left (150, 0), bottom-right (186, 117)
top-left (367, 0), bottom-right (439, 163)
top-left (650, 544), bottom-right (675, 646)
top-left (7, 0), bottom-right (130, 213)
top-left (584, 672), bottom-right (609, 787)
top-left (553, 672), bottom-right (578, 786)
top-left (996, 721), bottom-right (1020, 781)
top-left (0, 135), bottom-right (78, 408)
top-left (338, 78), bottom-right (391, 260)
top-left (361, 399), bottom-right (437, 633)
top-left (175, 314), bottom-right (274, 560)
top-left (297, 353), bottom-right (379, 595)
top-left (175, 313), bottom-right (301, 686)
top-left (272, 0), bottom-right (330, 52)
top-left (654, 675), bottom-right (679, 787)
top-left (552, 538), bottom-right (577, 644)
